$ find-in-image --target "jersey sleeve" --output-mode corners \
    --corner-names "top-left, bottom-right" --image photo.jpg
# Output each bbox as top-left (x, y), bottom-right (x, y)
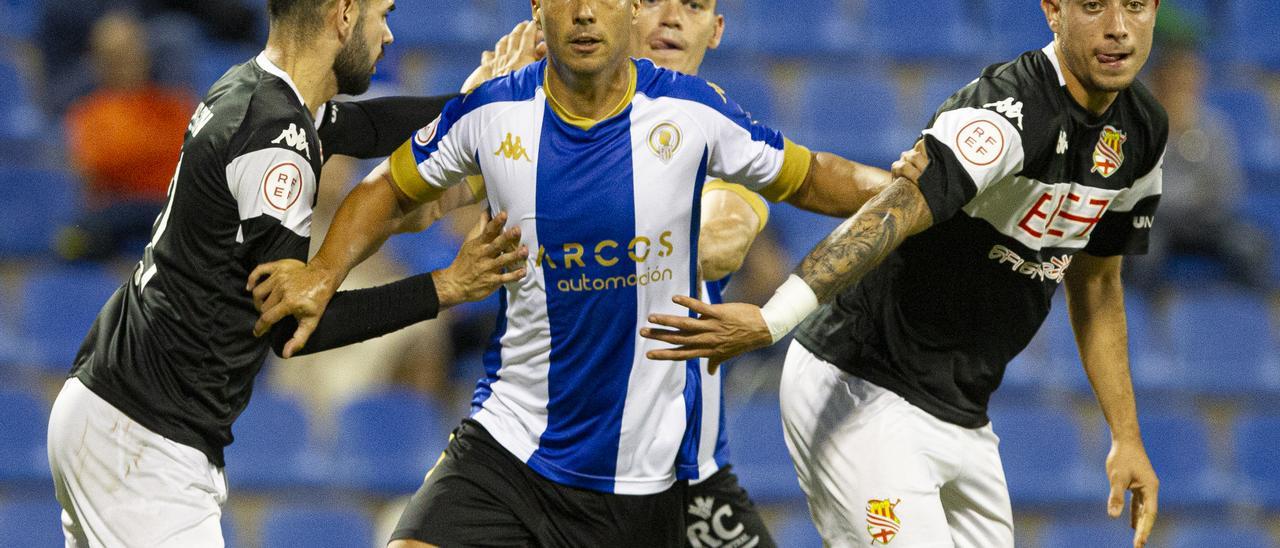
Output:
top-left (691, 80), bottom-right (812, 203)
top-left (387, 95), bottom-right (483, 203)
top-left (913, 80), bottom-right (1035, 224)
top-left (317, 94), bottom-right (458, 161)
top-left (703, 179), bottom-right (769, 232)
top-left (225, 120), bottom-right (318, 263)
top-left (1084, 151), bottom-right (1163, 256)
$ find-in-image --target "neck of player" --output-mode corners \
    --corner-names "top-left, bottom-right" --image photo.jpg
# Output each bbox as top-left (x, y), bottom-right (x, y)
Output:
top-left (1054, 41), bottom-right (1119, 117)
top-left (263, 37), bottom-right (338, 119)
top-left (546, 57), bottom-right (633, 122)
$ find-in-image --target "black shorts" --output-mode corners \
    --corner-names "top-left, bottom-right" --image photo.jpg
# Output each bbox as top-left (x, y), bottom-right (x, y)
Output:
top-left (391, 420), bottom-right (687, 547)
top-left (685, 466), bottom-right (776, 548)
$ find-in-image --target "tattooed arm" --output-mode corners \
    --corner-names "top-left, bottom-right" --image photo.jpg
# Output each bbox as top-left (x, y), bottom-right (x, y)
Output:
top-left (794, 177), bottom-right (932, 302)
top-left (640, 142), bottom-right (934, 367)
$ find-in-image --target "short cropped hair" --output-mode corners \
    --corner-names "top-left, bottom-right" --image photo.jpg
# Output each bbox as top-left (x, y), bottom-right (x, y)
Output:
top-left (267, 0), bottom-right (340, 32)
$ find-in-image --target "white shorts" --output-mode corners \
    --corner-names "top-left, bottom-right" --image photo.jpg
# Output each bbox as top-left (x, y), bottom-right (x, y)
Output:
top-left (47, 378), bottom-right (228, 548)
top-left (779, 342), bottom-right (1014, 548)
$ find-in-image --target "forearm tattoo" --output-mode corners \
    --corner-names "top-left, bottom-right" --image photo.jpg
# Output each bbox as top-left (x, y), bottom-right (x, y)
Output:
top-left (796, 178), bottom-right (932, 302)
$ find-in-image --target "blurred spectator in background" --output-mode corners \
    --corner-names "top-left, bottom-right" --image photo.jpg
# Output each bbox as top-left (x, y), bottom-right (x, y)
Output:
top-left (36, 0), bottom-right (259, 113)
top-left (1126, 12), bottom-right (1275, 297)
top-left (54, 11), bottom-right (195, 262)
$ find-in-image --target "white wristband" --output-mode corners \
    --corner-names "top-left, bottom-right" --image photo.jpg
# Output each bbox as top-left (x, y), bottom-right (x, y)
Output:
top-left (759, 275), bottom-right (820, 343)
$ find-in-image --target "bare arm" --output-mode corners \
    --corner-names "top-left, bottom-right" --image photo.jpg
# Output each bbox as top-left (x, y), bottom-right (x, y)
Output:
top-left (395, 179), bottom-right (483, 234)
top-left (1064, 253), bottom-right (1158, 548)
top-left (310, 161), bottom-right (421, 289)
top-left (794, 177), bottom-right (932, 302)
top-left (699, 186), bottom-right (764, 282)
top-left (784, 151), bottom-right (893, 217)
top-left (642, 141), bottom-right (932, 366)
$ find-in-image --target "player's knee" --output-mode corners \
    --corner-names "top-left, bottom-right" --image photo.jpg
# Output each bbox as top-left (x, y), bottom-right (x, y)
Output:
top-left (388, 540), bottom-right (438, 548)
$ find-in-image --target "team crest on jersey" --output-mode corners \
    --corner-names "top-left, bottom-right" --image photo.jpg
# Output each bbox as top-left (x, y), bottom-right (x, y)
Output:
top-left (414, 116), bottom-right (441, 147)
top-left (648, 122), bottom-right (682, 163)
top-left (1091, 125), bottom-right (1127, 178)
top-left (866, 499), bottom-right (902, 545)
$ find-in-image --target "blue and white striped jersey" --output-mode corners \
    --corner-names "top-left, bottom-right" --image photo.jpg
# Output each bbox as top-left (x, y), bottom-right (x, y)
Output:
top-left (389, 58), bottom-right (809, 495)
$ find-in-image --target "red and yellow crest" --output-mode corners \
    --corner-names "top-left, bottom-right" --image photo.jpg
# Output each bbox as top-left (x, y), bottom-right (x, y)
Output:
top-left (1090, 125), bottom-right (1127, 178)
top-left (866, 498), bottom-right (902, 545)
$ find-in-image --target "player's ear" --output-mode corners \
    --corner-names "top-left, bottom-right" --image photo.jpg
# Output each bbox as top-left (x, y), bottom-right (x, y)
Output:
top-left (531, 0), bottom-right (541, 28)
top-left (335, 0), bottom-right (358, 41)
top-left (1041, 0), bottom-right (1061, 34)
top-left (708, 13), bottom-right (725, 50)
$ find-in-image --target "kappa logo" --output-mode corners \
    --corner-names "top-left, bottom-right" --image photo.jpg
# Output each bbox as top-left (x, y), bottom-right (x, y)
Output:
top-left (866, 499), bottom-right (902, 545)
top-left (1056, 129), bottom-right (1069, 155)
top-left (983, 97), bottom-right (1025, 130)
top-left (1091, 125), bottom-right (1127, 178)
top-left (494, 133), bottom-right (532, 162)
top-left (706, 81), bottom-right (728, 104)
top-left (272, 123), bottom-right (311, 159)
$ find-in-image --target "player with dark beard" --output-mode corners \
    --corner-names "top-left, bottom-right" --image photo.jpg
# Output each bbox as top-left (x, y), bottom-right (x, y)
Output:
top-left (45, 1), bottom-right (527, 546)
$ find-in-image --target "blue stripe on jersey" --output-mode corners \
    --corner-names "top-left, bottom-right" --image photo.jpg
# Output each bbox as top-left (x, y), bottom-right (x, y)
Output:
top-left (677, 149), bottom-right (710, 481)
top-left (529, 103), bottom-right (639, 492)
top-left (410, 60), bottom-right (545, 165)
top-left (703, 275), bottom-right (732, 468)
top-left (633, 58), bottom-right (784, 150)
top-left (471, 287), bottom-right (509, 415)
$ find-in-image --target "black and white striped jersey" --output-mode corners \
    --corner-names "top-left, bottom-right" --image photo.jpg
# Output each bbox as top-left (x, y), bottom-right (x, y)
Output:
top-left (71, 53), bottom-right (325, 466)
top-left (795, 43), bottom-right (1167, 428)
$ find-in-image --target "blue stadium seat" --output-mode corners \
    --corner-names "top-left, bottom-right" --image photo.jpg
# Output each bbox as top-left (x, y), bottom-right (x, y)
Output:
top-left (764, 206), bottom-right (842, 266)
top-left (0, 56), bottom-right (44, 142)
top-left (1167, 290), bottom-right (1278, 396)
top-left (1170, 524), bottom-right (1275, 548)
top-left (389, 0), bottom-right (498, 49)
top-left (0, 167), bottom-right (79, 257)
top-left (18, 265), bottom-right (122, 371)
top-left (0, 0), bottom-right (40, 40)
top-left (331, 389), bottom-right (452, 494)
top-left (421, 52), bottom-right (483, 95)
top-left (701, 69), bottom-right (777, 126)
top-left (1126, 410), bottom-right (1231, 510)
top-left (796, 72), bottom-right (906, 169)
top-left (983, 0), bottom-right (1055, 60)
top-left (0, 388), bottom-right (50, 488)
top-left (987, 405), bottom-right (1100, 508)
top-left (1234, 413), bottom-right (1280, 509)
top-left (725, 395), bottom-right (804, 504)
top-left (1206, 88), bottom-right (1280, 179)
top-left (0, 499), bottom-right (64, 547)
top-left (772, 508), bottom-right (823, 548)
top-left (1039, 521), bottom-right (1138, 548)
top-left (388, 222), bottom-right (463, 275)
top-left (225, 391), bottom-right (325, 491)
top-left (864, 0), bottom-right (985, 63)
top-left (260, 506), bottom-right (374, 548)
top-left (193, 42), bottom-right (260, 96)
top-left (1225, 0), bottom-right (1280, 69)
top-left (740, 0), bottom-right (861, 56)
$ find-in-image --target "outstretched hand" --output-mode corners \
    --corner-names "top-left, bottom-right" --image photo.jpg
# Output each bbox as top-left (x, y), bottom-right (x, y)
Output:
top-left (461, 20), bottom-right (547, 93)
top-left (640, 296), bottom-right (774, 373)
top-left (432, 210), bottom-right (529, 308)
